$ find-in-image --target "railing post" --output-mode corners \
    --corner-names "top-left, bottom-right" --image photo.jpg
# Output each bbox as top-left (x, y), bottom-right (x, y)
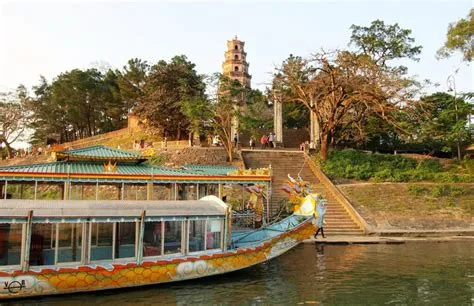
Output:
top-left (137, 210), bottom-right (146, 265)
top-left (22, 210), bottom-right (33, 272)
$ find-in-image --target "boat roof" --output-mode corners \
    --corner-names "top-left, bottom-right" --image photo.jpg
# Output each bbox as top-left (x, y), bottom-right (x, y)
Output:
top-left (0, 146), bottom-right (271, 184)
top-left (0, 197), bottom-right (227, 218)
top-left (56, 145), bottom-right (147, 163)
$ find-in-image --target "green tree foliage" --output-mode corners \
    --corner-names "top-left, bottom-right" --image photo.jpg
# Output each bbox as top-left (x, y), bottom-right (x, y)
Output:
top-left (282, 102), bottom-right (309, 129)
top-left (415, 92), bottom-right (472, 154)
top-left (116, 58), bottom-right (150, 110)
top-left (319, 150), bottom-right (473, 183)
top-left (135, 55), bottom-right (206, 140)
top-left (239, 88), bottom-right (273, 136)
top-left (438, 9), bottom-right (474, 62)
top-left (350, 19), bottom-right (422, 67)
top-left (181, 74), bottom-right (248, 161)
top-left (27, 69), bottom-right (127, 144)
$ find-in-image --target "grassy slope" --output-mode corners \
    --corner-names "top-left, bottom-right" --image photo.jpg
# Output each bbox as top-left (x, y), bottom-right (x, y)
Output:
top-left (339, 183), bottom-right (473, 230)
top-left (317, 150), bottom-right (473, 230)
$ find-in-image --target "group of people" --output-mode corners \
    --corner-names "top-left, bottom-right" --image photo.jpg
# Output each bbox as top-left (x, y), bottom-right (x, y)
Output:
top-left (134, 140), bottom-right (153, 150)
top-left (226, 132), bottom-right (278, 150)
top-left (256, 132), bottom-right (276, 149)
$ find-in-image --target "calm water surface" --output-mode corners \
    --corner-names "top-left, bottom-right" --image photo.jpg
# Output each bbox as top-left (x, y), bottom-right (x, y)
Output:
top-left (5, 242), bottom-right (473, 305)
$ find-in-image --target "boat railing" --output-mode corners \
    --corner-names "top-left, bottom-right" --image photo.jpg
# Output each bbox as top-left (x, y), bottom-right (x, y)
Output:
top-left (231, 210), bottom-right (256, 230)
top-left (231, 214), bottom-right (310, 249)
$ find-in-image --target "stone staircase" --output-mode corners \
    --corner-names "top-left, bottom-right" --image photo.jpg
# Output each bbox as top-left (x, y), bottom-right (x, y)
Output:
top-left (242, 149), bottom-right (364, 235)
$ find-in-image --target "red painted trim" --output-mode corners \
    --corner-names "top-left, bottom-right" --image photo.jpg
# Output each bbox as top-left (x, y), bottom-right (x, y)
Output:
top-left (0, 220), bottom-right (312, 277)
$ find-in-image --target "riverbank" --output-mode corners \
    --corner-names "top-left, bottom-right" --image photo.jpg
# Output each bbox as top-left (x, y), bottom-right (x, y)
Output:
top-left (337, 183), bottom-right (473, 231)
top-left (303, 233), bottom-right (474, 245)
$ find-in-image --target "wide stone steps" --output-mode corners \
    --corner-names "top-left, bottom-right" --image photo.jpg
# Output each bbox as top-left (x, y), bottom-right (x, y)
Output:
top-left (242, 150), bottom-right (364, 236)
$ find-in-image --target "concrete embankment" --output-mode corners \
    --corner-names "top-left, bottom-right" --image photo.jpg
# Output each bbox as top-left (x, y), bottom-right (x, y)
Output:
top-left (303, 232), bottom-right (474, 245)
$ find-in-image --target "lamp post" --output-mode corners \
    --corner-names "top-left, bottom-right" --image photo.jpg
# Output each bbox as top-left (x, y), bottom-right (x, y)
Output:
top-left (447, 73), bottom-right (461, 160)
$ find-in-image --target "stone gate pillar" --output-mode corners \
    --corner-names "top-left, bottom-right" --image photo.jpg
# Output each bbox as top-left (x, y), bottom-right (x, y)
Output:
top-left (309, 99), bottom-right (320, 149)
top-left (273, 91), bottom-right (283, 146)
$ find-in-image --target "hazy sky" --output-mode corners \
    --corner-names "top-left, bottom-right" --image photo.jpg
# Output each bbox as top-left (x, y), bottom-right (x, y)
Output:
top-left (1, 0), bottom-right (473, 95)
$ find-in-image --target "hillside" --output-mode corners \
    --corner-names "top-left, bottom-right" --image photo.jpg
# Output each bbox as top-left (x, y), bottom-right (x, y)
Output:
top-left (339, 183), bottom-right (473, 231)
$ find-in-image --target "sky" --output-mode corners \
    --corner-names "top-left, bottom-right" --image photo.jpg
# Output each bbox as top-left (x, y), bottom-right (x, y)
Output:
top-left (0, 0), bottom-right (473, 96)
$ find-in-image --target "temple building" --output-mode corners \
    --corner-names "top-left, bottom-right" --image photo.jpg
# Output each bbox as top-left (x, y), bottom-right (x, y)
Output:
top-left (0, 145), bottom-right (272, 221)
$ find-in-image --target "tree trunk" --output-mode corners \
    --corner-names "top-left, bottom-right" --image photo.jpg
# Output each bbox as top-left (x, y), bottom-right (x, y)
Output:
top-left (320, 133), bottom-right (329, 161)
top-left (224, 139), bottom-right (233, 162)
top-left (3, 140), bottom-right (13, 159)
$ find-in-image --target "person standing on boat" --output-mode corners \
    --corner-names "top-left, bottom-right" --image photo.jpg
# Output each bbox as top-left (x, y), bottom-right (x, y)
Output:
top-left (314, 199), bottom-right (327, 239)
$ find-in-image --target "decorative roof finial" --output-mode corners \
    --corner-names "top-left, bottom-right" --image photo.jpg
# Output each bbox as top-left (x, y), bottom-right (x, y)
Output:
top-left (234, 35), bottom-right (238, 40)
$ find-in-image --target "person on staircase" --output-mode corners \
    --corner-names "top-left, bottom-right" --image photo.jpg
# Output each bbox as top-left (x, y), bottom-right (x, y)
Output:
top-left (314, 199), bottom-right (327, 239)
top-left (268, 132), bottom-right (275, 148)
top-left (260, 135), bottom-right (268, 149)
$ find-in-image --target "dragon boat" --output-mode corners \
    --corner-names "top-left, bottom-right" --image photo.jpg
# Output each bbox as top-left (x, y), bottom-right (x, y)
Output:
top-left (0, 195), bottom-right (315, 299)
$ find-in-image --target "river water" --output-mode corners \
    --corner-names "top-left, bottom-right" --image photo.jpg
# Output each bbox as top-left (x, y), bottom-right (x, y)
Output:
top-left (6, 241), bottom-right (474, 305)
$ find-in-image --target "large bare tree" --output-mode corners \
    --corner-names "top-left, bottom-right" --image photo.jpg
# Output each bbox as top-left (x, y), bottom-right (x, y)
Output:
top-left (0, 88), bottom-right (30, 158)
top-left (274, 50), bottom-right (419, 160)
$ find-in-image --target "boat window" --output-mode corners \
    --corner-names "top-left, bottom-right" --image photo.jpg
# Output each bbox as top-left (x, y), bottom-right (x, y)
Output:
top-left (124, 184), bottom-right (147, 200)
top-left (90, 223), bottom-right (113, 261)
top-left (6, 183), bottom-right (35, 199)
top-left (143, 222), bottom-right (163, 257)
top-left (177, 184), bottom-right (197, 200)
top-left (57, 223), bottom-right (82, 263)
top-left (98, 184), bottom-right (121, 200)
top-left (29, 224), bottom-right (54, 266)
top-left (115, 222), bottom-right (136, 259)
top-left (198, 184), bottom-right (219, 197)
top-left (36, 183), bottom-right (63, 200)
top-left (152, 183), bottom-right (174, 200)
top-left (206, 220), bottom-right (222, 250)
top-left (69, 183), bottom-right (96, 200)
top-left (189, 220), bottom-right (205, 252)
top-left (0, 224), bottom-right (23, 266)
top-left (164, 221), bottom-right (182, 255)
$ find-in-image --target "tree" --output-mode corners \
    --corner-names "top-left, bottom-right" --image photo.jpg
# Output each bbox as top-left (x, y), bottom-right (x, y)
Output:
top-left (274, 50), bottom-right (419, 160)
top-left (416, 92), bottom-right (472, 155)
top-left (26, 69), bottom-right (127, 144)
top-left (135, 55), bottom-right (206, 140)
top-left (282, 102), bottom-right (309, 129)
top-left (238, 88), bottom-right (273, 136)
top-left (181, 74), bottom-right (247, 162)
top-left (437, 9), bottom-right (474, 62)
top-left (116, 58), bottom-right (150, 110)
top-left (0, 88), bottom-right (29, 158)
top-left (350, 19), bottom-right (422, 67)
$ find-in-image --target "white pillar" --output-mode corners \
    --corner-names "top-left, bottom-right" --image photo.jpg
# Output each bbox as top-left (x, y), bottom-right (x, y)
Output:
top-left (309, 99), bottom-right (320, 149)
top-left (273, 91), bottom-right (283, 145)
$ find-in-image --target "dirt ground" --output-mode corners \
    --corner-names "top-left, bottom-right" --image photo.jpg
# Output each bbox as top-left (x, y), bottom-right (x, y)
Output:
top-left (338, 183), bottom-right (473, 231)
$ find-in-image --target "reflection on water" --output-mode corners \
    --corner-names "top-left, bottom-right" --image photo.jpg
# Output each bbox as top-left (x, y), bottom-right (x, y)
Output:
top-left (6, 242), bottom-right (474, 305)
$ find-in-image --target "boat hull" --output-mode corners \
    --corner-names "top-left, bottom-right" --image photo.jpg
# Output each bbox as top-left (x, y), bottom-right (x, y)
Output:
top-left (0, 219), bottom-right (315, 299)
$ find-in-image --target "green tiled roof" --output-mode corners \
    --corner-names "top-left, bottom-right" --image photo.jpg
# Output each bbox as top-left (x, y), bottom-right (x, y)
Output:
top-left (0, 147), bottom-right (271, 184)
top-left (183, 165), bottom-right (238, 176)
top-left (0, 161), bottom-right (200, 176)
top-left (58, 145), bottom-right (144, 161)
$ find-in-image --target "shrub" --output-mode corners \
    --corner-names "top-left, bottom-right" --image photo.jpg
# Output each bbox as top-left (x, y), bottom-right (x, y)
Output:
top-left (408, 185), bottom-right (429, 196)
top-left (431, 185), bottom-right (451, 197)
top-left (417, 159), bottom-right (443, 172)
top-left (318, 149), bottom-right (473, 183)
top-left (148, 154), bottom-right (168, 166)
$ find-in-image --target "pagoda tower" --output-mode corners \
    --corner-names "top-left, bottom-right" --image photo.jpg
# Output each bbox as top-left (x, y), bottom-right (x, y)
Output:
top-left (222, 36), bottom-right (251, 144)
top-left (222, 36), bottom-right (251, 88)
